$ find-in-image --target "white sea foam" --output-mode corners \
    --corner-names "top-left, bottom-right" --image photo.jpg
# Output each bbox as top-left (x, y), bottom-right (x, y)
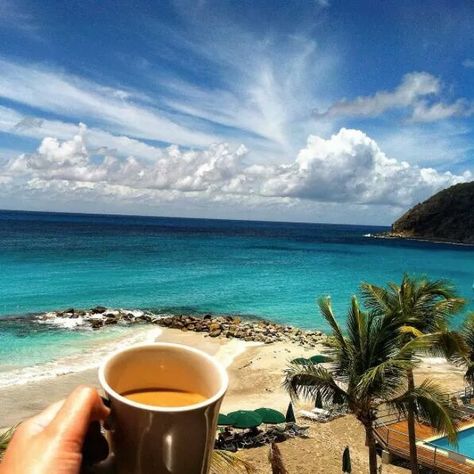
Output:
top-left (0, 327), bottom-right (162, 388)
top-left (36, 315), bottom-right (91, 330)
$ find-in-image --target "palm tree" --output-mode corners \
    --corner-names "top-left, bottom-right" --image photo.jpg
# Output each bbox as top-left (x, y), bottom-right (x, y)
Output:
top-left (268, 443), bottom-right (288, 474)
top-left (361, 275), bottom-right (465, 474)
top-left (284, 296), bottom-right (458, 474)
top-left (455, 312), bottom-right (474, 386)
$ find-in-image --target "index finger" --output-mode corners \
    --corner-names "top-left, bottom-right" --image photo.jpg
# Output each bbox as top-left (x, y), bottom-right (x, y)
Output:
top-left (45, 385), bottom-right (110, 442)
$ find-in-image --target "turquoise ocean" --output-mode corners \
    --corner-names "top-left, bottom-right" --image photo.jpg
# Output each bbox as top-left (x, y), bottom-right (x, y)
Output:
top-left (0, 210), bottom-right (472, 386)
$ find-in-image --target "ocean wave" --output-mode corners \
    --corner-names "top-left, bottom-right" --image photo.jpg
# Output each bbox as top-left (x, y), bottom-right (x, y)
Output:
top-left (0, 326), bottom-right (162, 388)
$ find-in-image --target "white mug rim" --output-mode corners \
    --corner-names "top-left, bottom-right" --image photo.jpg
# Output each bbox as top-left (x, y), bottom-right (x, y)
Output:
top-left (98, 342), bottom-right (229, 413)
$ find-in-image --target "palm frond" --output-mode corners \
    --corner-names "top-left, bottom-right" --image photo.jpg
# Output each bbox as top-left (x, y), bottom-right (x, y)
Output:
top-left (356, 356), bottom-right (414, 400)
top-left (211, 450), bottom-right (255, 474)
top-left (428, 331), bottom-right (468, 360)
top-left (346, 296), bottom-right (367, 359)
top-left (399, 325), bottom-right (424, 338)
top-left (360, 282), bottom-right (395, 316)
top-left (465, 363), bottom-right (474, 386)
top-left (318, 297), bottom-right (346, 349)
top-left (283, 362), bottom-right (347, 404)
top-left (456, 313), bottom-right (474, 378)
top-left (388, 379), bottom-right (460, 445)
top-left (0, 426), bottom-right (16, 459)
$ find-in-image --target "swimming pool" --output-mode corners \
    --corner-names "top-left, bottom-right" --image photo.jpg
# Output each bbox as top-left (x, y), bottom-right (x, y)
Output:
top-left (428, 427), bottom-right (474, 459)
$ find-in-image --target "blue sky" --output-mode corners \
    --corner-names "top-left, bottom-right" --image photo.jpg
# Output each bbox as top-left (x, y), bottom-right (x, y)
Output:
top-left (0, 0), bottom-right (472, 224)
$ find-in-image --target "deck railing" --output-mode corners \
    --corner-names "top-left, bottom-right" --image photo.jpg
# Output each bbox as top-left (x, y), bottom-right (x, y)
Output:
top-left (374, 387), bottom-right (474, 474)
top-left (374, 420), bottom-right (472, 474)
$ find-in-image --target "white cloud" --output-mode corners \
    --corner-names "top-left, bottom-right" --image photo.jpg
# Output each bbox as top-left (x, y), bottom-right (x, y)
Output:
top-left (257, 128), bottom-right (470, 206)
top-left (463, 59), bottom-right (474, 69)
top-left (2, 127), bottom-right (470, 213)
top-left (409, 99), bottom-right (474, 122)
top-left (0, 106), bottom-right (165, 161)
top-left (316, 71), bottom-right (473, 123)
top-left (315, 72), bottom-right (440, 118)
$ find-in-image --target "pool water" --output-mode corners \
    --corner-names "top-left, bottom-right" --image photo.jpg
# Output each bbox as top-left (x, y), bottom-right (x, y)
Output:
top-left (429, 427), bottom-right (474, 458)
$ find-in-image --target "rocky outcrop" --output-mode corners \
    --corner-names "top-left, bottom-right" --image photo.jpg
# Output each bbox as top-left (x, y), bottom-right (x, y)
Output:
top-left (37, 307), bottom-right (326, 347)
top-left (387, 182), bottom-right (474, 244)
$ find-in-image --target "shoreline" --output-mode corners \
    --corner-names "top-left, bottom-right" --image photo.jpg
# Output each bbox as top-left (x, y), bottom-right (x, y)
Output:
top-left (36, 306), bottom-right (327, 346)
top-left (0, 307), bottom-right (326, 388)
top-left (369, 232), bottom-right (474, 247)
top-left (0, 326), bottom-right (256, 428)
top-left (0, 323), bottom-right (467, 473)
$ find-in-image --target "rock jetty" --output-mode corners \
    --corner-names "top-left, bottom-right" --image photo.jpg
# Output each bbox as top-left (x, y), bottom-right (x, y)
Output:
top-left (37, 307), bottom-right (326, 347)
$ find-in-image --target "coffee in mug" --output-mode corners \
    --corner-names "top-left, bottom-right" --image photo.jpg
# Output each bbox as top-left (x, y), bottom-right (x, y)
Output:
top-left (98, 342), bottom-right (228, 474)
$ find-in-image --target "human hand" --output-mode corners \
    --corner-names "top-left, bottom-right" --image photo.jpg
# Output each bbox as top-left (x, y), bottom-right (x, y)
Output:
top-left (0, 385), bottom-right (110, 474)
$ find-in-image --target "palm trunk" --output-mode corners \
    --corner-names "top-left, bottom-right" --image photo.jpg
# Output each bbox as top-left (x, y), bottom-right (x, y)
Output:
top-left (364, 421), bottom-right (378, 474)
top-left (407, 368), bottom-right (419, 474)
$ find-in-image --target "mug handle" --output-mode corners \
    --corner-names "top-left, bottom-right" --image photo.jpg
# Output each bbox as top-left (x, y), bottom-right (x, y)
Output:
top-left (81, 397), bottom-right (113, 472)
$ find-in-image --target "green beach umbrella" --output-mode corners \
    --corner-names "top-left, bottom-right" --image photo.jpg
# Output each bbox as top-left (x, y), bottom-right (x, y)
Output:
top-left (285, 402), bottom-right (296, 423)
top-left (342, 446), bottom-right (352, 473)
top-left (309, 354), bottom-right (333, 364)
top-left (217, 413), bottom-right (233, 425)
top-left (254, 408), bottom-right (286, 424)
top-left (291, 357), bottom-right (309, 365)
top-left (227, 410), bottom-right (262, 429)
top-left (315, 390), bottom-right (323, 409)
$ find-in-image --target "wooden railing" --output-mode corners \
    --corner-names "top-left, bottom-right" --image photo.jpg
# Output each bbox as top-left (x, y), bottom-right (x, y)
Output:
top-left (374, 389), bottom-right (474, 474)
top-left (374, 420), bottom-right (473, 474)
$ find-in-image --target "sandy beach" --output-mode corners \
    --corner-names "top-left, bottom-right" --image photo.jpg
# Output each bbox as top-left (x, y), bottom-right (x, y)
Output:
top-left (0, 326), bottom-right (467, 473)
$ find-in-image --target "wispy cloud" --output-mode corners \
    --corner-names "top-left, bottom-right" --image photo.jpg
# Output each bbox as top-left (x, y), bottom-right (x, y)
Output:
top-left (0, 36), bottom-right (336, 160)
top-left (462, 59), bottom-right (474, 69)
top-left (315, 0), bottom-right (330, 7)
top-left (315, 72), bottom-right (473, 123)
top-left (0, 58), bottom-right (219, 148)
top-left (0, 0), bottom-right (41, 39)
top-left (315, 72), bottom-right (440, 118)
top-left (377, 121), bottom-right (474, 169)
top-left (409, 99), bottom-right (474, 123)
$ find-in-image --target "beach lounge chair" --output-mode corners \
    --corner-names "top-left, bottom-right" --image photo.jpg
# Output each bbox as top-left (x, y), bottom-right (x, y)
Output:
top-left (298, 409), bottom-right (329, 422)
top-left (311, 407), bottom-right (331, 417)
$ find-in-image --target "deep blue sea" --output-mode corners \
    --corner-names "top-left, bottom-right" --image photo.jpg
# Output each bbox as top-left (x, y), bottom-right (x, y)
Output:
top-left (0, 210), bottom-right (472, 385)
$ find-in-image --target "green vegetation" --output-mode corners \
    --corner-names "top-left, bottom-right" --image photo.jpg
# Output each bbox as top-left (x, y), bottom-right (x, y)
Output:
top-left (211, 450), bottom-right (255, 473)
top-left (362, 275), bottom-right (465, 473)
top-left (390, 181), bottom-right (474, 244)
top-left (455, 312), bottom-right (474, 386)
top-left (284, 285), bottom-right (462, 474)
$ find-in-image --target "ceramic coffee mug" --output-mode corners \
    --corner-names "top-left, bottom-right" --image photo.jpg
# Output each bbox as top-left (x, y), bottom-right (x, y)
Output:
top-left (98, 342), bottom-right (229, 474)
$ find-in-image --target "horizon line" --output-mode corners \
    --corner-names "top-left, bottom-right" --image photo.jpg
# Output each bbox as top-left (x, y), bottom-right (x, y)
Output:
top-left (0, 207), bottom-right (389, 229)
